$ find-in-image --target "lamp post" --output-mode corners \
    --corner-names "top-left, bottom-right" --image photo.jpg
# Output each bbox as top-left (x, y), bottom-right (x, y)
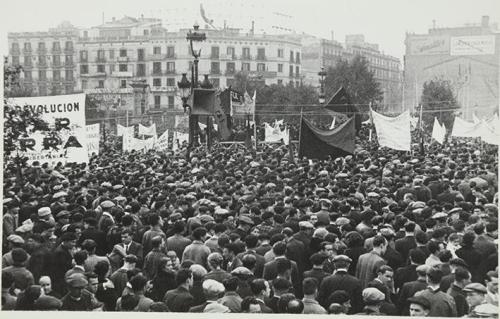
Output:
top-left (185, 22), bottom-right (206, 146)
top-left (200, 74), bottom-right (213, 149)
top-left (318, 66), bottom-right (327, 105)
top-left (177, 73), bottom-right (191, 113)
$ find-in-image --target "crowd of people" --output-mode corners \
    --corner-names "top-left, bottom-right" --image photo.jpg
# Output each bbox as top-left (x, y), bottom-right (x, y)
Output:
top-left (2, 123), bottom-right (498, 316)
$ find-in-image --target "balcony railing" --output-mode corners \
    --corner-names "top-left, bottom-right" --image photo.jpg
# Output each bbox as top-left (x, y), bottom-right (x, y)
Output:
top-left (37, 48), bottom-right (47, 55)
top-left (225, 69), bottom-right (236, 76)
top-left (51, 47), bottom-right (61, 54)
top-left (95, 57), bottom-right (106, 63)
top-left (37, 62), bottom-right (48, 69)
top-left (241, 54), bottom-right (252, 60)
top-left (64, 61), bottom-right (74, 67)
top-left (210, 69), bottom-right (221, 75)
top-left (166, 53), bottom-right (176, 59)
top-left (23, 48), bottom-right (32, 55)
top-left (64, 48), bottom-right (74, 54)
top-left (150, 86), bottom-right (177, 93)
top-left (165, 69), bottom-right (176, 75)
top-left (117, 56), bottom-right (129, 62)
top-left (210, 54), bottom-right (220, 60)
top-left (23, 63), bottom-right (33, 69)
top-left (148, 53), bottom-right (167, 60)
top-left (152, 70), bottom-right (163, 76)
top-left (10, 48), bottom-right (20, 55)
top-left (256, 55), bottom-right (267, 61)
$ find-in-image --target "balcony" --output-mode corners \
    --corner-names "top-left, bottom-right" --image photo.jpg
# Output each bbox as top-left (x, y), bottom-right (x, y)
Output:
top-left (23, 48), bottom-right (32, 55)
top-left (256, 55), bottom-right (267, 61)
top-left (220, 54), bottom-right (236, 60)
top-left (166, 53), bottom-right (176, 59)
top-left (10, 48), bottom-right (20, 55)
top-left (23, 63), bottom-right (33, 69)
top-left (225, 69), bottom-right (236, 76)
top-left (210, 69), bottom-right (221, 75)
top-left (241, 54), bottom-right (252, 60)
top-left (210, 54), bottom-right (220, 60)
top-left (51, 47), bottom-right (61, 54)
top-left (64, 62), bottom-right (74, 67)
top-left (117, 56), bottom-right (129, 62)
top-left (36, 48), bottom-right (47, 55)
top-left (111, 71), bottom-right (133, 77)
top-left (148, 53), bottom-right (167, 60)
top-left (150, 86), bottom-right (177, 93)
top-left (37, 62), bottom-right (48, 69)
top-left (95, 57), bottom-right (106, 63)
top-left (165, 69), bottom-right (176, 75)
top-left (152, 70), bottom-right (163, 76)
top-left (51, 62), bottom-right (63, 68)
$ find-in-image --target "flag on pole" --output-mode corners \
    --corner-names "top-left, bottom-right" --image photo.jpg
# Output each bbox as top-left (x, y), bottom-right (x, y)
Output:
top-left (472, 113), bottom-right (481, 124)
top-left (371, 108), bottom-right (411, 151)
top-left (431, 117), bottom-right (446, 144)
top-left (155, 130), bottom-right (170, 151)
top-left (213, 90), bottom-right (232, 140)
top-left (117, 124), bottom-right (134, 137)
top-left (451, 117), bottom-right (483, 138)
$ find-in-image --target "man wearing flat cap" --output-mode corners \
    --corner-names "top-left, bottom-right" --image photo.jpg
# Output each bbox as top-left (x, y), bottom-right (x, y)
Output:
top-left (61, 273), bottom-right (94, 311)
top-left (51, 232), bottom-right (77, 295)
top-left (318, 254), bottom-right (363, 313)
top-left (233, 215), bottom-right (254, 241)
top-left (408, 296), bottom-right (431, 317)
top-left (355, 287), bottom-right (386, 315)
top-left (464, 282), bottom-right (490, 316)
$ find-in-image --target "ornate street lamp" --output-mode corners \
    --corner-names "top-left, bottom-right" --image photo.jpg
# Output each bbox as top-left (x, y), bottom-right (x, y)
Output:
top-left (318, 67), bottom-right (327, 104)
top-left (177, 73), bottom-right (191, 113)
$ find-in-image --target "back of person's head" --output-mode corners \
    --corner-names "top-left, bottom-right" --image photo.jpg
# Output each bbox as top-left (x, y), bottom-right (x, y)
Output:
top-left (415, 231), bottom-right (428, 245)
top-left (192, 227), bottom-right (207, 241)
top-left (287, 299), bottom-right (304, 314)
top-left (438, 250), bottom-right (453, 263)
top-left (372, 235), bottom-right (386, 248)
top-left (175, 269), bottom-right (192, 286)
top-left (74, 250), bottom-right (88, 265)
top-left (410, 249), bottom-right (426, 265)
top-left (250, 278), bottom-right (267, 296)
top-left (121, 294), bottom-right (140, 311)
top-left (454, 267), bottom-right (470, 283)
top-left (302, 277), bottom-right (319, 296)
top-left (462, 231), bottom-right (476, 247)
top-left (130, 274), bottom-right (148, 292)
top-left (310, 252), bottom-right (327, 266)
top-left (222, 276), bottom-right (239, 292)
top-left (94, 260), bottom-right (110, 278)
top-left (405, 222), bottom-right (416, 232)
top-left (245, 234), bottom-right (258, 249)
top-left (241, 254), bottom-right (257, 270)
top-left (277, 293), bottom-right (296, 313)
top-left (81, 239), bottom-right (97, 252)
top-left (190, 264), bottom-right (208, 281)
top-left (272, 277), bottom-right (292, 293)
top-left (151, 236), bottom-right (163, 248)
top-left (427, 267), bottom-right (443, 285)
top-left (272, 241), bottom-right (287, 256)
top-left (149, 213), bottom-right (160, 226)
top-left (473, 223), bottom-right (485, 235)
top-left (173, 220), bottom-right (185, 233)
top-left (428, 241), bottom-right (442, 254)
top-left (241, 296), bottom-right (260, 312)
top-left (276, 258), bottom-right (292, 275)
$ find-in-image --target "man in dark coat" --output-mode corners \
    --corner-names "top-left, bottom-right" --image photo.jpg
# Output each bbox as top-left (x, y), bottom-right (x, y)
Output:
top-left (262, 241), bottom-right (300, 295)
top-left (397, 265), bottom-right (429, 315)
top-left (303, 253), bottom-right (330, 286)
top-left (51, 232), bottom-right (77, 295)
top-left (164, 269), bottom-right (194, 312)
top-left (394, 249), bottom-right (425, 291)
top-left (78, 218), bottom-right (108, 256)
top-left (318, 255), bottom-right (363, 313)
top-left (282, 228), bottom-right (307, 274)
top-left (395, 222), bottom-right (417, 263)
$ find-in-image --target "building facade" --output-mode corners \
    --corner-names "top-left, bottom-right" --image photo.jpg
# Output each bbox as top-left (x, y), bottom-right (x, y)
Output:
top-left (404, 16), bottom-right (500, 119)
top-left (301, 34), bottom-right (402, 111)
top-left (7, 16), bottom-right (302, 117)
top-left (7, 21), bottom-right (79, 97)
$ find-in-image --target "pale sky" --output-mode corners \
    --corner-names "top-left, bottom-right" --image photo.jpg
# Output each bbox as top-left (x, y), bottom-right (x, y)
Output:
top-left (1, 0), bottom-right (499, 61)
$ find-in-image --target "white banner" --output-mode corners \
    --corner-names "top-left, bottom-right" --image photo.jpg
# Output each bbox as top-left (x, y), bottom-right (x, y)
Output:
top-left (86, 124), bottom-right (100, 156)
top-left (371, 109), bottom-right (411, 151)
top-left (451, 117), bottom-right (482, 138)
top-left (8, 93), bottom-right (88, 165)
top-left (450, 35), bottom-right (496, 56)
top-left (480, 118), bottom-right (500, 145)
top-left (123, 131), bottom-right (156, 152)
top-left (117, 124), bottom-right (134, 137)
top-left (139, 123), bottom-right (157, 136)
top-left (155, 130), bottom-right (170, 151)
top-left (431, 118), bottom-right (446, 144)
top-left (265, 123), bottom-right (289, 144)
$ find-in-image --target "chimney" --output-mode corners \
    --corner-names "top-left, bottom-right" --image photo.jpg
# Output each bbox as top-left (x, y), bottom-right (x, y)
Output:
top-left (251, 21), bottom-right (255, 35)
top-left (331, 30), bottom-right (334, 41)
top-left (112, 17), bottom-right (116, 22)
top-left (481, 15), bottom-right (489, 28)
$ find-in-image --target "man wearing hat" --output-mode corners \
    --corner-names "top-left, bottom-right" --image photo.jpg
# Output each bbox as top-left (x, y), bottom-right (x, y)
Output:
top-left (398, 264), bottom-right (430, 315)
top-left (408, 296), bottom-right (431, 317)
top-left (464, 282), bottom-right (490, 316)
top-left (1, 248), bottom-right (34, 291)
top-left (234, 215), bottom-right (254, 241)
top-left (61, 273), bottom-right (94, 311)
top-left (188, 279), bottom-right (229, 313)
top-left (3, 200), bottom-right (19, 239)
top-left (318, 254), bottom-right (363, 313)
top-left (355, 287), bottom-right (386, 315)
top-left (51, 232), bottom-right (77, 295)
top-left (2, 235), bottom-right (27, 268)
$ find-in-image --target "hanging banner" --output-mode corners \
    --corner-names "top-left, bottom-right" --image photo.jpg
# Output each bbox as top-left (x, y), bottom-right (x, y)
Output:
top-left (86, 124), bottom-right (100, 156)
top-left (138, 123), bottom-right (157, 136)
top-left (123, 131), bottom-right (155, 152)
top-left (265, 123), bottom-right (289, 144)
top-left (451, 117), bottom-right (482, 138)
top-left (175, 115), bottom-right (189, 133)
top-left (8, 93), bottom-right (88, 165)
top-left (117, 124), bottom-right (134, 137)
top-left (371, 109), bottom-right (411, 151)
top-left (155, 130), bottom-right (170, 151)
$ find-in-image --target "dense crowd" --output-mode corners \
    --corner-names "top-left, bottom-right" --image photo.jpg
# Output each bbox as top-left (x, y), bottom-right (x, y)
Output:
top-left (2, 125), bottom-right (498, 316)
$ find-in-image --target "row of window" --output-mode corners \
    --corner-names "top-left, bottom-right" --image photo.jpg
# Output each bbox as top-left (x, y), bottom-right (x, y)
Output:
top-left (23, 70), bottom-right (74, 81)
top-left (12, 41), bottom-right (74, 51)
top-left (14, 55), bottom-right (74, 66)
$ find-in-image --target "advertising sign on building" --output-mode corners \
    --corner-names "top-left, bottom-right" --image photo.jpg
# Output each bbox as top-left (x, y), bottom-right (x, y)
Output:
top-left (408, 35), bottom-right (450, 55)
top-left (450, 35), bottom-right (496, 55)
top-left (8, 93), bottom-right (89, 165)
